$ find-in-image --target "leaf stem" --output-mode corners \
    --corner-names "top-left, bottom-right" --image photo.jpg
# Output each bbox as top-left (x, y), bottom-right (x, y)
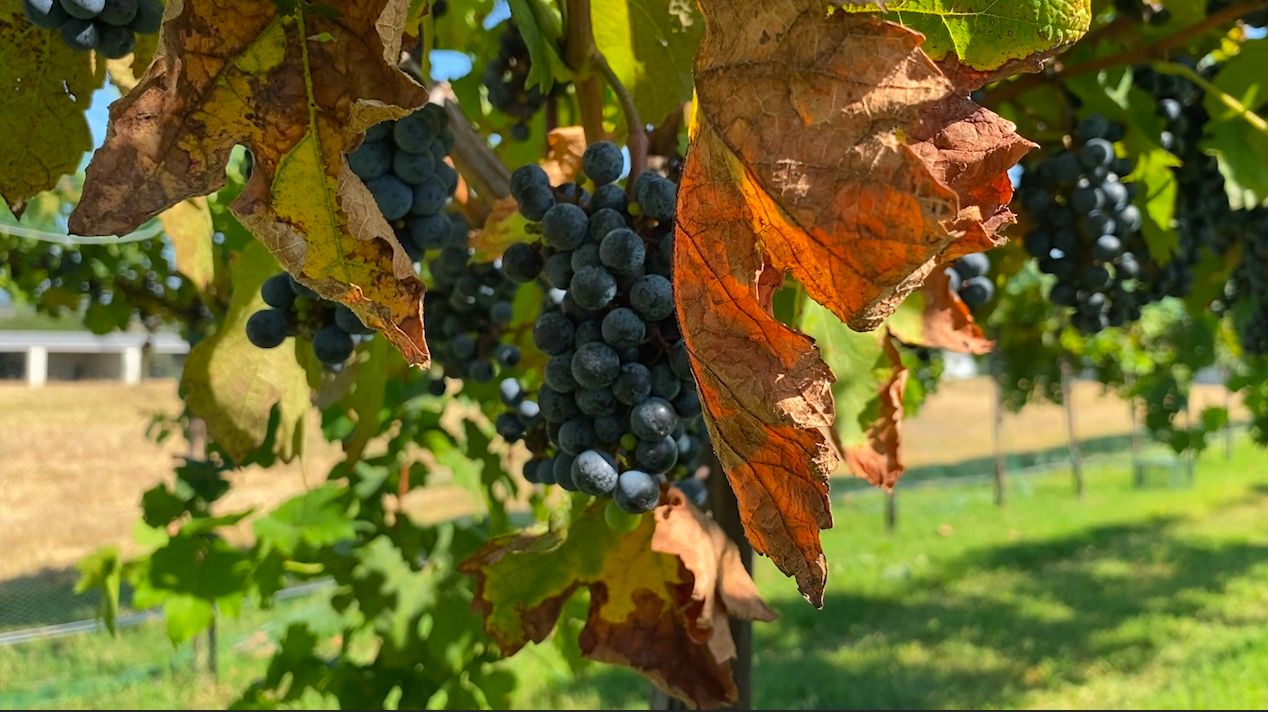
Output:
top-left (986, 0), bottom-right (1268, 105)
top-left (562, 0), bottom-right (606, 145)
top-left (594, 54), bottom-right (647, 184)
top-left (1154, 60), bottom-right (1268, 135)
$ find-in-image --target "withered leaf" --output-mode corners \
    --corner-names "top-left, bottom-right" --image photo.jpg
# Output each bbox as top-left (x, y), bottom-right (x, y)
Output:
top-left (677, 8), bottom-right (1034, 605)
top-left (68, 0), bottom-right (431, 365)
top-left (462, 491), bottom-right (773, 709)
top-left (889, 267), bottom-right (994, 355)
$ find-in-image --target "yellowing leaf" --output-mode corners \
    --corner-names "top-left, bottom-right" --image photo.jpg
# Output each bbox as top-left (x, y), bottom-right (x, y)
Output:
top-left (592, 0), bottom-right (702, 125)
top-left (0, 0), bottom-right (100, 209)
top-left (462, 490), bottom-right (773, 709)
top-left (843, 335), bottom-right (908, 489)
top-left (182, 241), bottom-right (312, 461)
top-left (68, 0), bottom-right (432, 365)
top-left (159, 197), bottom-right (218, 303)
top-left (677, 9), bottom-right (1036, 606)
top-left (838, 0), bottom-right (1091, 71)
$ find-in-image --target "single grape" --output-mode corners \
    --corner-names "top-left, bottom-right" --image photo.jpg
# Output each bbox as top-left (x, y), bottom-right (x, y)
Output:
top-left (576, 387), bottom-right (618, 417)
top-left (59, 0), bottom-right (103, 19)
top-left (635, 174), bottom-right (676, 221)
top-left (393, 112), bottom-right (436, 154)
top-left (587, 208), bottom-right (627, 243)
top-left (571, 243), bottom-right (602, 271)
top-left (590, 184), bottom-right (629, 214)
top-left (59, 18), bottom-right (99, 50)
top-left (599, 228), bottom-right (646, 276)
top-left (582, 141), bottom-right (624, 186)
top-left (635, 436), bottom-right (678, 474)
top-left (959, 276), bottom-right (994, 307)
top-left (558, 418), bottom-right (596, 455)
top-left (541, 203), bottom-right (589, 250)
top-left (670, 340), bottom-right (692, 379)
top-left (554, 453), bottom-right (580, 492)
top-left (533, 311), bottom-right (575, 355)
top-left (1093, 234), bottom-right (1123, 260)
top-left (496, 344), bottom-right (522, 367)
top-left (953, 253), bottom-right (990, 280)
top-left (1080, 138), bottom-right (1115, 169)
top-left (629, 274), bottom-right (674, 321)
top-left (496, 412), bottom-right (525, 441)
top-left (313, 325), bottom-right (355, 365)
top-left (573, 450), bottom-right (619, 496)
top-left (348, 140), bottom-right (392, 180)
top-left (129, 0), bottom-right (161, 32)
top-left (245, 309), bottom-right (287, 349)
top-left (517, 399), bottom-right (541, 424)
top-left (674, 388), bottom-right (702, 419)
top-left (98, 0), bottom-right (137, 24)
top-left (260, 273), bottom-right (295, 309)
top-left (410, 213), bottom-right (451, 252)
top-left (499, 377), bottom-right (524, 406)
top-left (539, 386), bottom-right (580, 423)
top-left (545, 352), bottom-right (579, 393)
top-left (571, 342), bottom-right (621, 389)
top-left (537, 455), bottom-right (558, 485)
top-left (649, 363), bottom-right (681, 400)
top-left (366, 175), bottom-right (413, 221)
top-left (569, 265), bottom-right (617, 310)
top-left (574, 319), bottom-right (603, 348)
top-left (594, 413), bottom-right (627, 444)
top-left (543, 253), bottom-right (574, 290)
top-left (510, 164), bottom-right (550, 198)
top-left (517, 184), bottom-right (556, 221)
top-left (601, 308), bottom-right (645, 349)
top-left (502, 243), bottom-right (544, 283)
top-left (96, 23), bottom-right (135, 58)
top-left (614, 470), bottom-right (660, 513)
top-left (490, 301), bottom-right (513, 326)
top-left (334, 305), bottom-right (373, 335)
top-left (630, 397), bottom-right (676, 440)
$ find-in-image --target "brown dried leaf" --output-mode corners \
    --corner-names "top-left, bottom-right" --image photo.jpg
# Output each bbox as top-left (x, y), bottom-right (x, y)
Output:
top-left (890, 268), bottom-right (994, 355)
top-left (541, 126), bottom-right (588, 186)
top-left (678, 9), bottom-right (1034, 604)
top-left (461, 491), bottom-right (773, 709)
top-left (68, 0), bottom-right (431, 365)
top-left (844, 336), bottom-right (908, 490)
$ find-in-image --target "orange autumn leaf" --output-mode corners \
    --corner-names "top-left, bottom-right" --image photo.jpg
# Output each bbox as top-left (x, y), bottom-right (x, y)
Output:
top-left (462, 490), bottom-right (773, 709)
top-left (68, 0), bottom-right (431, 365)
top-left (677, 8), bottom-right (1034, 605)
top-left (891, 267), bottom-right (995, 355)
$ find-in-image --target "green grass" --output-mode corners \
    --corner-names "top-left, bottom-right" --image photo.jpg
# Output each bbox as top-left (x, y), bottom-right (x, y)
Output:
top-left (5, 444), bottom-right (1268, 709)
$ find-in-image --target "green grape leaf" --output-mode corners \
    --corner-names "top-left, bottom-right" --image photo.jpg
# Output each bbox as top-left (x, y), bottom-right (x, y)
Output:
top-left (507, 0), bottom-right (569, 89)
top-left (462, 491), bottom-right (774, 708)
top-left (75, 547), bottom-right (122, 634)
top-left (0, 0), bottom-right (102, 210)
top-left (591, 0), bottom-right (703, 125)
top-left (182, 241), bottom-right (313, 462)
top-left (253, 485), bottom-right (357, 557)
top-left (163, 594), bottom-right (216, 645)
top-left (1206, 38), bottom-right (1268, 124)
top-left (338, 338), bottom-right (404, 465)
top-left (837, 0), bottom-right (1092, 70)
top-left (1204, 40), bottom-right (1268, 209)
top-left (798, 299), bottom-right (886, 451)
top-left (159, 198), bottom-right (220, 304)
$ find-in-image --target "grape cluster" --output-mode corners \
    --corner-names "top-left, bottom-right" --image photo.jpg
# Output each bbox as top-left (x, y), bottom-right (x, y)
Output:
top-left (22, 0), bottom-right (162, 58)
top-left (246, 273), bottom-right (373, 368)
top-left (350, 104), bottom-right (525, 383)
top-left (493, 142), bottom-right (706, 514)
top-left (948, 252), bottom-right (994, 308)
top-left (482, 23), bottom-right (554, 142)
top-left (1017, 114), bottom-right (1156, 333)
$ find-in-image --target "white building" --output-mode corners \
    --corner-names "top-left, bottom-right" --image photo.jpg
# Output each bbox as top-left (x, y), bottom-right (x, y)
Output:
top-left (0, 330), bottom-right (189, 385)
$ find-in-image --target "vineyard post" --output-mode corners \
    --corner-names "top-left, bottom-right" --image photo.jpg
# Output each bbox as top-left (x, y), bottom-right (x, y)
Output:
top-left (885, 490), bottom-right (897, 532)
top-left (1060, 357), bottom-right (1084, 498)
top-left (705, 453), bottom-right (754, 711)
top-left (992, 357), bottom-right (1007, 507)
top-left (1127, 372), bottom-right (1142, 485)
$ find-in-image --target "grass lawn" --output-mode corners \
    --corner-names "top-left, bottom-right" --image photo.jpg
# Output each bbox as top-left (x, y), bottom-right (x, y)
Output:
top-left (5, 441), bottom-right (1268, 709)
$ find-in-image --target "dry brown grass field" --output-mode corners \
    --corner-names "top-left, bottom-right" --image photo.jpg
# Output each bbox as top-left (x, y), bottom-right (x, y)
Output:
top-left (0, 377), bottom-right (1244, 582)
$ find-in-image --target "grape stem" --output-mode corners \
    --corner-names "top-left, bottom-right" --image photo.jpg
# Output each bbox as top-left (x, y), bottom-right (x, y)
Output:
top-left (986, 0), bottom-right (1268, 105)
top-left (561, 0), bottom-right (647, 183)
top-left (594, 54), bottom-right (648, 186)
top-left (1155, 60), bottom-right (1268, 135)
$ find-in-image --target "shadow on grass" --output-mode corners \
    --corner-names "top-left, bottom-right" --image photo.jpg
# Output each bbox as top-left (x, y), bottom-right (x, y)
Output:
top-left (559, 513), bottom-right (1268, 710)
top-left (0, 567), bottom-right (136, 632)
